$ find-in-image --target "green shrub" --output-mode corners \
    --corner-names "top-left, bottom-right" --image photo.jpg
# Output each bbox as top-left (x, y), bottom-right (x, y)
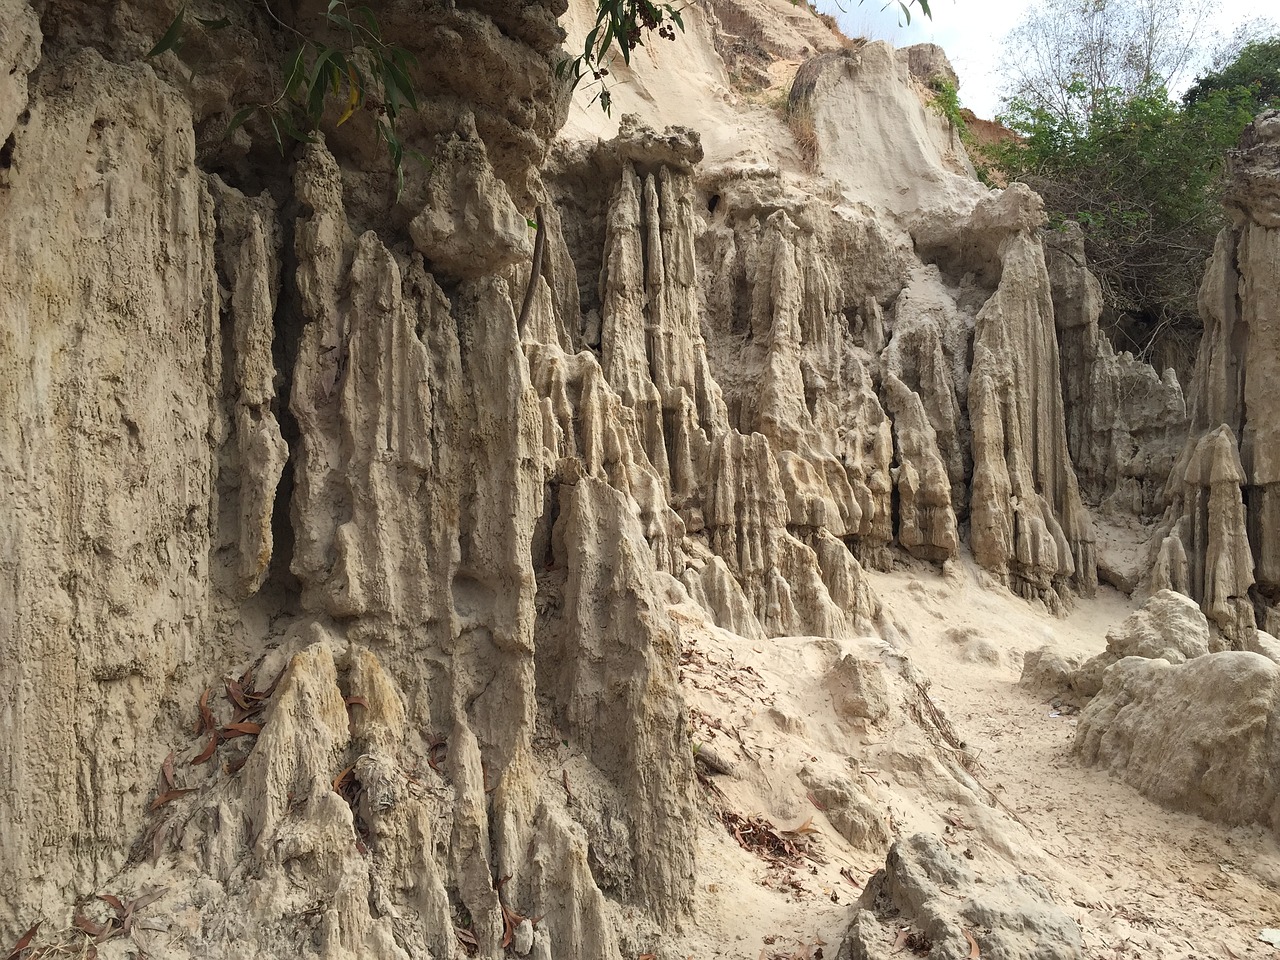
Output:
top-left (993, 52), bottom-right (1277, 357)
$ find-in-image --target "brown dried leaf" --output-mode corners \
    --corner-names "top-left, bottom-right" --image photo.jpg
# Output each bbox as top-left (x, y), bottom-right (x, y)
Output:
top-left (220, 721), bottom-right (262, 739)
top-left (149, 823), bottom-right (170, 863)
top-left (195, 687), bottom-right (215, 735)
top-left (148, 789), bottom-right (195, 812)
top-left (499, 901), bottom-right (526, 948)
top-left (192, 732), bottom-right (219, 765)
top-left (161, 751), bottom-right (176, 790)
top-left (5, 921), bottom-right (40, 960)
top-left (251, 662), bottom-right (288, 701)
top-left (963, 928), bottom-right (980, 959)
top-left (225, 678), bottom-right (251, 712)
top-left (891, 929), bottom-right (908, 954)
top-left (427, 737), bottom-right (447, 773)
top-left (98, 896), bottom-right (125, 918)
top-left (454, 927), bottom-right (479, 956)
top-left (345, 696), bottom-right (369, 710)
top-left (72, 913), bottom-right (107, 940)
top-left (333, 764), bottom-right (356, 794)
top-left (127, 889), bottom-right (167, 914)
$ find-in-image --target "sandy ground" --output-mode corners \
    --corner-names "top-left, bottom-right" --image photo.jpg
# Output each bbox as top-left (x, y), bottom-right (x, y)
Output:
top-left (676, 549), bottom-right (1280, 959)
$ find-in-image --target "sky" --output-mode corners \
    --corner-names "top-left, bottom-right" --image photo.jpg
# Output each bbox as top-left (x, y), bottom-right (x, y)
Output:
top-left (812, 0), bottom-right (1268, 119)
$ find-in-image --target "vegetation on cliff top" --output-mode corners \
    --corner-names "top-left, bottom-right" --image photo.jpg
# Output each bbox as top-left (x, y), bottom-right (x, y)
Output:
top-left (988, 1), bottom-right (1280, 365)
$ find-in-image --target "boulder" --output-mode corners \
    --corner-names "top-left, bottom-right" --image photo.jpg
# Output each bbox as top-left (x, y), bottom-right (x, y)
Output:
top-left (1076, 652), bottom-right (1280, 830)
top-left (837, 833), bottom-right (1083, 960)
top-left (1072, 590), bottom-right (1210, 697)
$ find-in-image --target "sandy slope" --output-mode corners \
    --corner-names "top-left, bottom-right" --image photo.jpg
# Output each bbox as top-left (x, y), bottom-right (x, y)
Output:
top-left (675, 551), bottom-right (1280, 959)
top-left (550, 4), bottom-right (1280, 956)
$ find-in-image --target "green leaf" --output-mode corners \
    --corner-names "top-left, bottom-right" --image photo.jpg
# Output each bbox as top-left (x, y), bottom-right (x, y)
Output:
top-left (306, 48), bottom-right (338, 120)
top-left (382, 55), bottom-right (418, 112)
top-left (390, 47), bottom-right (419, 71)
top-left (275, 110), bottom-right (312, 144)
top-left (146, 6), bottom-right (186, 58)
top-left (330, 52), bottom-right (349, 94)
top-left (282, 45), bottom-right (308, 100)
top-left (267, 112), bottom-right (284, 154)
top-left (224, 105), bottom-right (256, 138)
top-left (195, 15), bottom-right (231, 29)
top-left (353, 5), bottom-right (381, 39)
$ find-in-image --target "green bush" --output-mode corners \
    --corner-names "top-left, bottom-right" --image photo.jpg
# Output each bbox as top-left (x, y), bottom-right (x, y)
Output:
top-left (994, 43), bottom-right (1279, 359)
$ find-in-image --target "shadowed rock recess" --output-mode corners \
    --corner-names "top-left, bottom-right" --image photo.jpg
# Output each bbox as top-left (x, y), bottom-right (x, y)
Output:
top-left (2, 0), bottom-right (1277, 957)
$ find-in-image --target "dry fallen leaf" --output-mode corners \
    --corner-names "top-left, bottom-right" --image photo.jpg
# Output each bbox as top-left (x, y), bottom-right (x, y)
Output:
top-left (963, 928), bottom-right (981, 959)
top-left (72, 911), bottom-right (110, 941)
top-left (427, 736), bottom-right (447, 772)
top-left (225, 677), bottom-right (252, 712)
top-left (194, 687), bottom-right (215, 735)
top-left (333, 764), bottom-right (356, 794)
top-left (5, 921), bottom-right (40, 960)
top-left (160, 751), bottom-right (176, 790)
top-left (192, 732), bottom-right (218, 765)
top-left (221, 721), bottom-right (262, 739)
top-left (249, 663), bottom-right (287, 701)
top-left (454, 926), bottom-right (479, 956)
top-left (148, 788), bottom-right (195, 812)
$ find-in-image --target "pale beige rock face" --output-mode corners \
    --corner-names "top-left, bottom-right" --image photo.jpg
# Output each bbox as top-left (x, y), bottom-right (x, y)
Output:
top-left (1044, 224), bottom-right (1187, 519)
top-left (0, 0), bottom-right (39, 144)
top-left (0, 49), bottom-right (217, 930)
top-left (3, 0), bottom-right (1237, 954)
top-left (1077, 652), bottom-right (1280, 831)
top-left (1150, 113), bottom-right (1280, 642)
top-left (794, 41), bottom-right (981, 219)
top-left (1071, 589), bottom-right (1212, 697)
top-left (965, 188), bottom-right (1096, 610)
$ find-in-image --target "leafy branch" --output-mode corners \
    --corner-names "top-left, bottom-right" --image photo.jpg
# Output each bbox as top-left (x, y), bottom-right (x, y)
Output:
top-left (558, 0), bottom-right (933, 115)
top-left (557, 1), bottom-right (688, 114)
top-left (148, 1), bottom-right (426, 194)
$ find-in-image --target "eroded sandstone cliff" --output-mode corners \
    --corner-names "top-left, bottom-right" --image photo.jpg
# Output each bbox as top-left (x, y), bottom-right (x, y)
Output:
top-left (1, 0), bottom-right (1264, 957)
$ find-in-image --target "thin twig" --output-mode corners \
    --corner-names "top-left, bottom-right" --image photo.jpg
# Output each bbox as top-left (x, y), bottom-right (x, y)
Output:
top-left (517, 205), bottom-right (546, 337)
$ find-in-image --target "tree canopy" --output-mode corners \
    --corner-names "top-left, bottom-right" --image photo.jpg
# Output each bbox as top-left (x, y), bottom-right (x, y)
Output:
top-left (999, 0), bottom-right (1212, 125)
top-left (993, 21), bottom-right (1280, 366)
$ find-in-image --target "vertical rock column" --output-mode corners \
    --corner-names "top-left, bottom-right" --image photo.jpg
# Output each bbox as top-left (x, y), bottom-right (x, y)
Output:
top-left (965, 186), bottom-right (1096, 609)
top-left (1045, 224), bottom-right (1186, 517)
top-left (0, 51), bottom-right (217, 934)
top-left (1154, 113), bottom-right (1280, 640)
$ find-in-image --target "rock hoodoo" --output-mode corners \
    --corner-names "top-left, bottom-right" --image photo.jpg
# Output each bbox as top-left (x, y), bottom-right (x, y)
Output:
top-left (2, 0), bottom-right (1276, 957)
